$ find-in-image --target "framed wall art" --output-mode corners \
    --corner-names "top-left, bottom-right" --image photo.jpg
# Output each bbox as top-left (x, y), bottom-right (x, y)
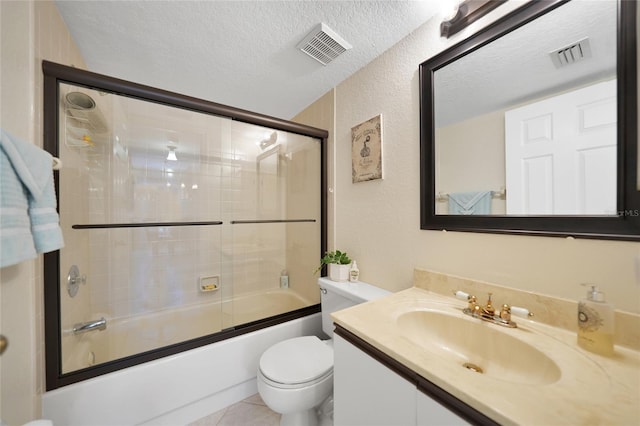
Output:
top-left (351, 114), bottom-right (383, 183)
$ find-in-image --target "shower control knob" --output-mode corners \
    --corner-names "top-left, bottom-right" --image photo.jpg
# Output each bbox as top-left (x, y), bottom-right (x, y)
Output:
top-left (67, 265), bottom-right (86, 298)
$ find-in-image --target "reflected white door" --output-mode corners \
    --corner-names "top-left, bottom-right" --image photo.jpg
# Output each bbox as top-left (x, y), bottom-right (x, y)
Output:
top-left (505, 79), bottom-right (617, 215)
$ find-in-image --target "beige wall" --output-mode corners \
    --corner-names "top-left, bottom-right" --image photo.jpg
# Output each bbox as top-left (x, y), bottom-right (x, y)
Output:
top-left (435, 109), bottom-right (506, 214)
top-left (1, 2), bottom-right (34, 424)
top-left (297, 1), bottom-right (640, 315)
top-left (0, 1), bottom-right (86, 423)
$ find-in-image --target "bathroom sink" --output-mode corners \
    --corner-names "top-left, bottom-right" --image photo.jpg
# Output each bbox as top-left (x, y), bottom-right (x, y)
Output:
top-left (396, 310), bottom-right (561, 385)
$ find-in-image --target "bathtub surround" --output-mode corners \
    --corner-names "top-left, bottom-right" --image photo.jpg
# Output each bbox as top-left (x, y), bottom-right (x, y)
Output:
top-left (62, 289), bottom-right (309, 373)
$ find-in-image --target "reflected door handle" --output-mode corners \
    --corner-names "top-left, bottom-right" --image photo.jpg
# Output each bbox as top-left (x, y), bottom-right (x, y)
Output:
top-left (0, 335), bottom-right (7, 356)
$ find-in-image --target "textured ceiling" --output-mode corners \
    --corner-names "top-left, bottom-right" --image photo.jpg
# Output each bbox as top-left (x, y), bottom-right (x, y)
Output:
top-left (55, 0), bottom-right (446, 120)
top-left (434, 0), bottom-right (616, 127)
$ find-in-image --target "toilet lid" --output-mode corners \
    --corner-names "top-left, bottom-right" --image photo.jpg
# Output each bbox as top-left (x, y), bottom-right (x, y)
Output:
top-left (259, 336), bottom-right (333, 385)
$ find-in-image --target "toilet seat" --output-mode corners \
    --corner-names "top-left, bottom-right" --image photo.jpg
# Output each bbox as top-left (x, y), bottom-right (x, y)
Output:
top-left (258, 367), bottom-right (332, 390)
top-left (259, 336), bottom-right (333, 388)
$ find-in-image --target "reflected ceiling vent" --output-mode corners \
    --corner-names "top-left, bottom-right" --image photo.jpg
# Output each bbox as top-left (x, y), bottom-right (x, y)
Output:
top-left (297, 23), bottom-right (352, 66)
top-left (549, 37), bottom-right (592, 68)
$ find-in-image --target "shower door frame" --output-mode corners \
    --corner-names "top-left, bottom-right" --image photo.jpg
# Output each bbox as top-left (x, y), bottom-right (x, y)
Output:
top-left (42, 60), bottom-right (328, 390)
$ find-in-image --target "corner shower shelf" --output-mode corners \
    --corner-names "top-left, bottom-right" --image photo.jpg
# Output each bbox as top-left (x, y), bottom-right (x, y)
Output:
top-left (72, 221), bottom-right (223, 229)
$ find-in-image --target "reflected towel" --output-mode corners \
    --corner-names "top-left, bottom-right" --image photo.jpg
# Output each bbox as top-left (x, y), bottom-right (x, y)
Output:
top-left (448, 191), bottom-right (492, 215)
top-left (0, 129), bottom-right (64, 268)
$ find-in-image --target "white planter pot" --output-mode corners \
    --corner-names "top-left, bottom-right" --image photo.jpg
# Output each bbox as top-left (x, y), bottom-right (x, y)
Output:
top-left (328, 264), bottom-right (350, 282)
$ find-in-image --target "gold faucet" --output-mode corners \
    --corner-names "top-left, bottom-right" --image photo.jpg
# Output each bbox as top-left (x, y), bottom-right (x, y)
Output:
top-left (499, 304), bottom-right (511, 322)
top-left (483, 293), bottom-right (495, 316)
top-left (467, 295), bottom-right (478, 311)
top-left (462, 292), bottom-right (518, 328)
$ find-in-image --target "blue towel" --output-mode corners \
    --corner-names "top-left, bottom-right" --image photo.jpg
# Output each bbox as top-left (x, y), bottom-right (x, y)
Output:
top-left (448, 191), bottom-right (492, 215)
top-left (1, 129), bottom-right (64, 268)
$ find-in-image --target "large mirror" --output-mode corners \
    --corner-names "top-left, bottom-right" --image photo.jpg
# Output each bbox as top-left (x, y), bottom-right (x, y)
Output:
top-left (420, 0), bottom-right (639, 239)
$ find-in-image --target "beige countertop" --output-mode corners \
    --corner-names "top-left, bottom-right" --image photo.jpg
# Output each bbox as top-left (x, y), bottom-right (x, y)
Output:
top-left (332, 287), bottom-right (640, 425)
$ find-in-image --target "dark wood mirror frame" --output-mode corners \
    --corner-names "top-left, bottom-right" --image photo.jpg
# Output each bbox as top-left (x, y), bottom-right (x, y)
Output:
top-left (420, 0), bottom-right (639, 240)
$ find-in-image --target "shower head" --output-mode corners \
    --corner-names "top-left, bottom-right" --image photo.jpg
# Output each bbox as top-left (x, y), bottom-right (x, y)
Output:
top-left (65, 92), bottom-right (96, 110)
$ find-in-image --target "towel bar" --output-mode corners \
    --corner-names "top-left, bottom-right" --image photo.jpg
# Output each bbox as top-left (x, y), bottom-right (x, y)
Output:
top-left (437, 187), bottom-right (506, 202)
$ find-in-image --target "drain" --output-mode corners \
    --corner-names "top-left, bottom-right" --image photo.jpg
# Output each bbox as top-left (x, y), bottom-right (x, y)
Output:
top-left (462, 362), bottom-right (483, 373)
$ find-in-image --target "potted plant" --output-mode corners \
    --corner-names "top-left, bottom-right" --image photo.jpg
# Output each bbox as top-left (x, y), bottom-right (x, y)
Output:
top-left (315, 250), bottom-right (352, 282)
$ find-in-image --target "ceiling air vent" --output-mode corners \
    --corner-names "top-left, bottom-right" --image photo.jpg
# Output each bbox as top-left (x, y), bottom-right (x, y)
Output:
top-left (549, 37), bottom-right (592, 68)
top-left (297, 23), bottom-right (352, 66)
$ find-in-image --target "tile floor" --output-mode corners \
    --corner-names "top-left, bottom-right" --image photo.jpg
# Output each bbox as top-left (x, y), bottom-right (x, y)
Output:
top-left (188, 394), bottom-right (281, 426)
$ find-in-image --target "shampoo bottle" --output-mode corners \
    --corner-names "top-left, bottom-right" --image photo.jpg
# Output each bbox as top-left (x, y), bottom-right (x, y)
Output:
top-left (349, 261), bottom-right (359, 282)
top-left (577, 285), bottom-right (614, 356)
top-left (280, 270), bottom-right (289, 289)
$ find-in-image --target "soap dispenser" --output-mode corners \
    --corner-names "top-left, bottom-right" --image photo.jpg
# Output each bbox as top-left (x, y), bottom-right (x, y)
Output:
top-left (349, 261), bottom-right (359, 282)
top-left (577, 285), bottom-right (614, 356)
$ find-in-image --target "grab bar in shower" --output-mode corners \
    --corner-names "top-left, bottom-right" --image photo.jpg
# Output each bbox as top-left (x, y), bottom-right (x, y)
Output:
top-left (73, 317), bottom-right (107, 335)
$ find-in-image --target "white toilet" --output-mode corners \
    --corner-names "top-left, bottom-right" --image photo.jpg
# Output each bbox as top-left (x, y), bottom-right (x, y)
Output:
top-left (257, 277), bottom-right (390, 426)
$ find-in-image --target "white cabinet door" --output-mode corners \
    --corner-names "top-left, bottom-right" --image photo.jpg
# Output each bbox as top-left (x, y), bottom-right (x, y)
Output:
top-left (334, 334), bottom-right (416, 426)
top-left (505, 79), bottom-right (617, 215)
top-left (416, 389), bottom-right (469, 426)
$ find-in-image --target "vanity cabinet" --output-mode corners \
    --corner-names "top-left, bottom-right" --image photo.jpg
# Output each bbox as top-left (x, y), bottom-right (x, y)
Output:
top-left (416, 389), bottom-right (468, 426)
top-left (334, 333), bottom-right (471, 426)
top-left (334, 333), bottom-right (416, 425)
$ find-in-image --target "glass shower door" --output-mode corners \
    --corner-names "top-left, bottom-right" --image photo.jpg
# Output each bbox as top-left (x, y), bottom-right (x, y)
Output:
top-left (227, 122), bottom-right (322, 328)
top-left (58, 83), bottom-right (227, 373)
top-left (44, 61), bottom-right (326, 389)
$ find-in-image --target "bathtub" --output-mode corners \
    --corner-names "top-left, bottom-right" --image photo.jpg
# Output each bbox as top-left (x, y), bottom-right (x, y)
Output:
top-left (44, 290), bottom-right (323, 426)
top-left (64, 289), bottom-right (312, 372)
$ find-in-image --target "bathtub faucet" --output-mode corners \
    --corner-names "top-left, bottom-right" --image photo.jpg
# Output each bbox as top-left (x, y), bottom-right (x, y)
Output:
top-left (73, 317), bottom-right (107, 335)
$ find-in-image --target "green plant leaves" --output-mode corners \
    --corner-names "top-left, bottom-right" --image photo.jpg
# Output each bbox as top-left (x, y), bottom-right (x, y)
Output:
top-left (314, 250), bottom-right (352, 274)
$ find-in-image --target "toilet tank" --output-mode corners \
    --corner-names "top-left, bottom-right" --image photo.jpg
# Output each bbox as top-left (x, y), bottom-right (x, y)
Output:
top-left (318, 277), bottom-right (391, 337)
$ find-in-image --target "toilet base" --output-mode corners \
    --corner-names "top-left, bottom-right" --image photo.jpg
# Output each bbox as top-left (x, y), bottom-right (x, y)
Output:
top-left (280, 408), bottom-right (318, 426)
